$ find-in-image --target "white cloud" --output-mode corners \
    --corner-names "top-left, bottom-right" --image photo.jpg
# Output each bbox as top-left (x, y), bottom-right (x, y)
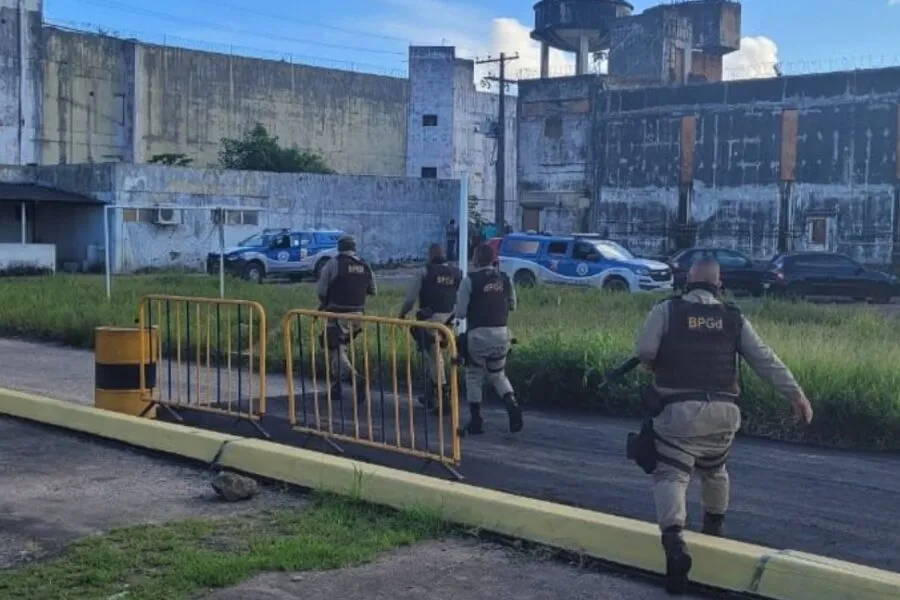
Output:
top-left (723, 36), bottom-right (781, 80)
top-left (364, 0), bottom-right (779, 85)
top-left (482, 18), bottom-right (575, 81)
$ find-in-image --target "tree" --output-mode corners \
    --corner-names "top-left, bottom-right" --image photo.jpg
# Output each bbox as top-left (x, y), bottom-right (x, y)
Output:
top-left (218, 123), bottom-right (334, 174)
top-left (149, 153), bottom-right (193, 166)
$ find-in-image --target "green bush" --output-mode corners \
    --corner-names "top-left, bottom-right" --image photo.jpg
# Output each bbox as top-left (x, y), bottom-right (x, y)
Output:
top-left (0, 275), bottom-right (898, 450)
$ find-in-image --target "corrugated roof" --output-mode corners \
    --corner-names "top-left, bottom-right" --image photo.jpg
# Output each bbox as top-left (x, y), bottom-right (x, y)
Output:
top-left (0, 183), bottom-right (106, 204)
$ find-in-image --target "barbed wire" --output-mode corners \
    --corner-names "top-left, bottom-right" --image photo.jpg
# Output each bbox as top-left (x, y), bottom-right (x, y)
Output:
top-left (514, 54), bottom-right (900, 82)
top-left (45, 20), bottom-right (408, 78)
top-left (40, 17), bottom-right (900, 92)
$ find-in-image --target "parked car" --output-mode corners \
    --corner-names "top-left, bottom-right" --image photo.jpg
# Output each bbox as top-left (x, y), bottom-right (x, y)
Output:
top-left (206, 228), bottom-right (345, 283)
top-left (761, 251), bottom-right (897, 303)
top-left (664, 247), bottom-right (767, 295)
top-left (497, 232), bottom-right (673, 293)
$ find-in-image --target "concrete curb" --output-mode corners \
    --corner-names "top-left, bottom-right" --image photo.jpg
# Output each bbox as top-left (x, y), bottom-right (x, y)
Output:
top-left (1, 388), bottom-right (898, 600)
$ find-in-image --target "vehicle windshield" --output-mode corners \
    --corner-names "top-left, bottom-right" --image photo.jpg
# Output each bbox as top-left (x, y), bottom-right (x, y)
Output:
top-left (590, 240), bottom-right (634, 261)
top-left (236, 233), bottom-right (270, 247)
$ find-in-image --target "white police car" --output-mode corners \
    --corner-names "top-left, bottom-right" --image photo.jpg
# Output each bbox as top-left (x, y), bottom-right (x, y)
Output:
top-left (498, 233), bottom-right (673, 293)
top-left (207, 228), bottom-right (345, 283)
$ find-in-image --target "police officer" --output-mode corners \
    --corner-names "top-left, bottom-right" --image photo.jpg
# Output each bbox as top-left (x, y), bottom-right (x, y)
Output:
top-left (634, 257), bottom-right (813, 594)
top-left (316, 235), bottom-right (377, 402)
top-left (455, 243), bottom-right (522, 435)
top-left (398, 243), bottom-right (462, 410)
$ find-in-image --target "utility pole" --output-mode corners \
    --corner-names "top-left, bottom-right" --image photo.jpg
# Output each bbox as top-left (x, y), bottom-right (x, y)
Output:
top-left (477, 52), bottom-right (518, 231)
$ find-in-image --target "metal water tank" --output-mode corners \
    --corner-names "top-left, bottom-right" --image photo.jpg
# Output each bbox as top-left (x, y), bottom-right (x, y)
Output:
top-left (531, 0), bottom-right (634, 53)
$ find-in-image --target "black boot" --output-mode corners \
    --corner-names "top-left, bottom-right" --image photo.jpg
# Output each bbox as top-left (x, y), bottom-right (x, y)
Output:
top-left (702, 512), bottom-right (725, 537)
top-left (418, 384), bottom-right (435, 410)
top-left (502, 393), bottom-right (523, 433)
top-left (462, 402), bottom-right (484, 435)
top-left (661, 526), bottom-right (692, 595)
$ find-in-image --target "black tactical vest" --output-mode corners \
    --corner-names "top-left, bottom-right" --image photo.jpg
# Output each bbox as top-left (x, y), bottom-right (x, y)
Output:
top-left (419, 262), bottom-right (461, 313)
top-left (326, 253), bottom-right (372, 312)
top-left (467, 268), bottom-right (511, 329)
top-left (654, 299), bottom-right (743, 392)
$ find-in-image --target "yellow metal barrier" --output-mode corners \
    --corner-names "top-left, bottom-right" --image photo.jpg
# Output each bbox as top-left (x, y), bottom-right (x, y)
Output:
top-left (137, 295), bottom-right (267, 432)
top-left (281, 309), bottom-right (462, 477)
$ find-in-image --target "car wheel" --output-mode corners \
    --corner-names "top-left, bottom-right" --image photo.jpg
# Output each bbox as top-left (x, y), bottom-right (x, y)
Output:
top-left (243, 261), bottom-right (264, 284)
top-left (513, 270), bottom-right (536, 287)
top-left (314, 258), bottom-right (330, 280)
top-left (602, 276), bottom-right (630, 293)
top-left (782, 284), bottom-right (803, 303)
top-left (869, 286), bottom-right (892, 305)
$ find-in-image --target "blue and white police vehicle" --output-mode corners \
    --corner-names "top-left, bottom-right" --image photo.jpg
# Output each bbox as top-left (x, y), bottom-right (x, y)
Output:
top-left (497, 233), bottom-right (673, 293)
top-left (207, 228), bottom-right (345, 283)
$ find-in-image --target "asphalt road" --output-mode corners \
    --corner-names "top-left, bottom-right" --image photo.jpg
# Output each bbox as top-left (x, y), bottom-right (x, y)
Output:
top-left (0, 338), bottom-right (898, 574)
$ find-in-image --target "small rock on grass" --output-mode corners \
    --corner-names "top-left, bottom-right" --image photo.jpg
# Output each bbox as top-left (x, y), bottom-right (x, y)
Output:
top-left (211, 471), bottom-right (258, 502)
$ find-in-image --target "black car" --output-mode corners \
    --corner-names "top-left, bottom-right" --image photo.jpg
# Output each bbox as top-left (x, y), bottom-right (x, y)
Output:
top-left (761, 252), bottom-right (897, 303)
top-left (663, 247), bottom-right (767, 296)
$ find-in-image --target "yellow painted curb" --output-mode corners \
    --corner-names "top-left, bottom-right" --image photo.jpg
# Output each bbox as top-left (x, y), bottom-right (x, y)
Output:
top-left (2, 389), bottom-right (898, 600)
top-left (0, 388), bottom-right (241, 463)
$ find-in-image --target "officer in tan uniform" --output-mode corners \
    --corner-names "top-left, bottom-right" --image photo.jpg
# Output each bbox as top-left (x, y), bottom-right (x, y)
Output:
top-left (633, 257), bottom-right (813, 595)
top-left (455, 243), bottom-right (522, 434)
top-left (316, 235), bottom-right (376, 403)
top-left (398, 243), bottom-right (462, 410)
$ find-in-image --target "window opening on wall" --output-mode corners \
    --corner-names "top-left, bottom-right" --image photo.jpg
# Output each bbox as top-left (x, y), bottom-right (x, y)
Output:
top-left (423, 114), bottom-right (438, 127)
top-left (421, 167), bottom-right (437, 179)
top-left (809, 218), bottom-right (827, 245)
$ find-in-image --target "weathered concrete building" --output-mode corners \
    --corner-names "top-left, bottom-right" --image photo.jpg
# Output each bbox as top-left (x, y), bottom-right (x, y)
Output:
top-left (519, 0), bottom-right (900, 266)
top-left (406, 47), bottom-right (517, 224)
top-left (0, 163), bottom-right (458, 273)
top-left (518, 67), bottom-right (900, 265)
top-left (38, 26), bottom-right (410, 176)
top-left (0, 1), bottom-right (514, 217)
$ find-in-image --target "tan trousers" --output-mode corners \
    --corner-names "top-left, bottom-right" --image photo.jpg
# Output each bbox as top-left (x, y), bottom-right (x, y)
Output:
top-left (465, 326), bottom-right (513, 404)
top-left (419, 312), bottom-right (452, 386)
top-left (326, 317), bottom-right (362, 384)
top-left (652, 399), bottom-right (741, 531)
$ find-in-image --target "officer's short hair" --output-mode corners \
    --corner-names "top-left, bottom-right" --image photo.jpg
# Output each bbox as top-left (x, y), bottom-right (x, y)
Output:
top-left (473, 243), bottom-right (495, 267)
top-left (428, 243), bottom-right (445, 262)
top-left (337, 235), bottom-right (356, 252)
top-left (688, 257), bottom-right (720, 283)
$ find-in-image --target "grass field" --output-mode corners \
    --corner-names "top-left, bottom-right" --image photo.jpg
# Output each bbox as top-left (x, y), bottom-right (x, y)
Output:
top-left (0, 274), bottom-right (898, 450)
top-left (0, 494), bottom-right (446, 600)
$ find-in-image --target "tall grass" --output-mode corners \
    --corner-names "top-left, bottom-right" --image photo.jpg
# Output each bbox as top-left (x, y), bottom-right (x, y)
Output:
top-left (0, 275), bottom-right (898, 450)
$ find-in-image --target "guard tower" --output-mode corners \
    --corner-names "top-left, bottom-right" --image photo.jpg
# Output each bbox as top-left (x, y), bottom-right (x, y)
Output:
top-left (531, 0), bottom-right (634, 77)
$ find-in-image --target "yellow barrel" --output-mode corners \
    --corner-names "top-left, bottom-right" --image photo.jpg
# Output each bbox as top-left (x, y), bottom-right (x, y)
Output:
top-left (94, 326), bottom-right (158, 418)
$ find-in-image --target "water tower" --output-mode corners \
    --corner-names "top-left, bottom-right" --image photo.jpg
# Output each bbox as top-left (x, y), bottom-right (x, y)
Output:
top-left (531, 0), bottom-right (634, 77)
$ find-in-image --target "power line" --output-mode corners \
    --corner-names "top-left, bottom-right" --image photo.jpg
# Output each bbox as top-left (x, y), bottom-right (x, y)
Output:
top-left (74, 0), bottom-right (407, 56)
top-left (176, 0), bottom-right (412, 44)
top-left (45, 20), bottom-right (408, 76)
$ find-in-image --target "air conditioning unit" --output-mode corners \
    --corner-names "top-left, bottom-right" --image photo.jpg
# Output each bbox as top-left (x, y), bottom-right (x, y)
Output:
top-left (154, 207), bottom-right (179, 225)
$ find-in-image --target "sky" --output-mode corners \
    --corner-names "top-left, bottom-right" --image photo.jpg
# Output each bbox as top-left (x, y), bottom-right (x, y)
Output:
top-left (44, 0), bottom-right (900, 83)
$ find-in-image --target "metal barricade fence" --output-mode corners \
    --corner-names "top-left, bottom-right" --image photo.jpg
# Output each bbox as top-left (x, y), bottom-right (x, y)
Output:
top-left (281, 309), bottom-right (462, 477)
top-left (137, 295), bottom-right (267, 431)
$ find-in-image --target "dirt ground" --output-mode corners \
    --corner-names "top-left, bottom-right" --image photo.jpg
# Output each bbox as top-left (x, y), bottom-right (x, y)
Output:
top-left (0, 417), bottom-right (706, 599)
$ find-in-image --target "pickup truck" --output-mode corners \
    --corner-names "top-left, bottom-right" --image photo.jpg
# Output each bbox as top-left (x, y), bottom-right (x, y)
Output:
top-left (497, 233), bottom-right (673, 293)
top-left (206, 228), bottom-right (345, 283)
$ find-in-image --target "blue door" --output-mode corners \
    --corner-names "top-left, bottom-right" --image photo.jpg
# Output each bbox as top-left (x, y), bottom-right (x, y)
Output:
top-left (557, 240), bottom-right (605, 286)
top-left (266, 233), bottom-right (292, 273)
top-left (535, 239), bottom-right (571, 285)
